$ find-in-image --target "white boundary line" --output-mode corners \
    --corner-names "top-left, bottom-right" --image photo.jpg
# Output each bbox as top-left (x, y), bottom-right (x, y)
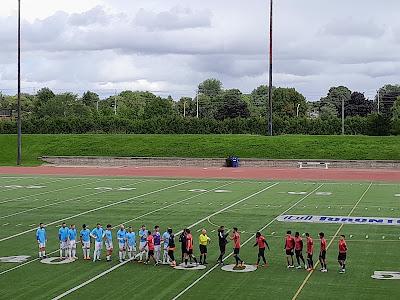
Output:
top-left (171, 184), bottom-right (324, 300)
top-left (0, 179), bottom-right (149, 220)
top-left (51, 182), bottom-right (280, 300)
top-left (0, 181), bottom-right (190, 243)
top-left (291, 182), bottom-right (373, 300)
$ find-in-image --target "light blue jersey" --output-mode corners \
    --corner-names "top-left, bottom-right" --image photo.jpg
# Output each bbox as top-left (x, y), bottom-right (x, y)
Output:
top-left (117, 229), bottom-right (127, 244)
top-left (139, 229), bottom-right (147, 243)
top-left (126, 232), bottom-right (136, 246)
top-left (80, 228), bottom-right (91, 242)
top-left (105, 230), bottom-right (113, 242)
top-left (36, 228), bottom-right (46, 243)
top-left (58, 226), bottom-right (69, 242)
top-left (91, 227), bottom-right (105, 243)
top-left (68, 228), bottom-right (77, 241)
top-left (162, 231), bottom-right (170, 249)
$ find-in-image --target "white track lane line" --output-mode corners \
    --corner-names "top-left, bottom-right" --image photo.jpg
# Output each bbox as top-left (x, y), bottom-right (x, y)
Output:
top-left (51, 182), bottom-right (279, 300)
top-left (0, 181), bottom-right (190, 243)
top-left (291, 182), bottom-right (373, 300)
top-left (0, 179), bottom-right (149, 220)
top-left (0, 182), bottom-right (232, 277)
top-left (171, 184), bottom-right (324, 300)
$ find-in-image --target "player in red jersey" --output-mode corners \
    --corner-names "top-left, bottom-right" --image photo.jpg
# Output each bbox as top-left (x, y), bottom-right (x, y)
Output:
top-left (184, 229), bottom-right (198, 267)
top-left (319, 232), bottom-right (328, 272)
top-left (305, 233), bottom-right (314, 271)
top-left (253, 232), bottom-right (270, 267)
top-left (230, 227), bottom-right (244, 267)
top-left (284, 230), bottom-right (295, 268)
top-left (294, 232), bottom-right (306, 269)
top-left (338, 235), bottom-right (347, 274)
top-left (145, 230), bottom-right (158, 265)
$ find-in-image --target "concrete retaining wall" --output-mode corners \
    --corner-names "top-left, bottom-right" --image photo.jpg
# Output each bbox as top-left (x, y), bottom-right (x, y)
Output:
top-left (40, 156), bottom-right (400, 169)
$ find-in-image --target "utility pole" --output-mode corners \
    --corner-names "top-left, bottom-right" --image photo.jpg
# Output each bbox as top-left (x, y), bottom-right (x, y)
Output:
top-left (196, 90), bottom-right (199, 118)
top-left (377, 89), bottom-right (380, 114)
top-left (341, 95), bottom-right (345, 135)
top-left (114, 90), bottom-right (117, 115)
top-left (183, 101), bottom-right (186, 117)
top-left (268, 0), bottom-right (273, 136)
top-left (296, 103), bottom-right (300, 117)
top-left (17, 0), bottom-right (22, 165)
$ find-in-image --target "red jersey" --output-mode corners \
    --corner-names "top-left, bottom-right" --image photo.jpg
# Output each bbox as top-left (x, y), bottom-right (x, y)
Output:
top-left (256, 235), bottom-right (266, 249)
top-left (147, 235), bottom-right (154, 251)
top-left (186, 233), bottom-right (193, 250)
top-left (306, 237), bottom-right (314, 254)
top-left (285, 235), bottom-right (295, 250)
top-left (339, 240), bottom-right (347, 253)
top-left (320, 238), bottom-right (327, 251)
top-left (294, 236), bottom-right (303, 251)
top-left (233, 232), bottom-right (241, 249)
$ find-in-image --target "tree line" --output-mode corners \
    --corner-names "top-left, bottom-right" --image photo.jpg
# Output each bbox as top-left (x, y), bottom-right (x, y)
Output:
top-left (0, 79), bottom-right (399, 135)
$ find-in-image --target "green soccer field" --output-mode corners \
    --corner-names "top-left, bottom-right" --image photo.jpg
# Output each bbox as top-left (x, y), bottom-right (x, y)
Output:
top-left (0, 175), bottom-right (399, 300)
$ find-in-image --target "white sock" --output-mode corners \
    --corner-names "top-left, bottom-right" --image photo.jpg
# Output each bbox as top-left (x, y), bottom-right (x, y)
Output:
top-left (128, 251), bottom-right (132, 259)
top-left (123, 251), bottom-right (126, 260)
top-left (72, 249), bottom-right (76, 257)
top-left (60, 249), bottom-right (63, 257)
top-left (119, 252), bottom-right (122, 260)
top-left (39, 251), bottom-right (42, 258)
top-left (42, 251), bottom-right (46, 257)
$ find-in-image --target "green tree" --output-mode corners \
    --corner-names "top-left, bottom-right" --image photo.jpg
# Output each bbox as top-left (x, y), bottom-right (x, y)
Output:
top-left (272, 87), bottom-right (308, 117)
top-left (198, 78), bottom-right (223, 98)
top-left (215, 89), bottom-right (250, 120)
top-left (321, 86), bottom-right (351, 117)
top-left (81, 91), bottom-right (100, 108)
top-left (377, 84), bottom-right (400, 116)
top-left (345, 92), bottom-right (373, 117)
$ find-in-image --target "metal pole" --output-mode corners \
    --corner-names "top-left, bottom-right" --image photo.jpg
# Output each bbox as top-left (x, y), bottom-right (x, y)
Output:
top-left (114, 90), bottom-right (117, 115)
top-left (268, 0), bottom-right (273, 136)
top-left (296, 103), bottom-right (300, 117)
top-left (377, 89), bottom-right (380, 114)
top-left (17, 0), bottom-right (22, 165)
top-left (196, 90), bottom-right (199, 118)
top-left (341, 95), bottom-right (345, 135)
top-left (183, 101), bottom-right (186, 117)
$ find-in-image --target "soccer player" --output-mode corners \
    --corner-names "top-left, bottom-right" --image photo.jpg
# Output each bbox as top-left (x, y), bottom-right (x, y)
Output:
top-left (179, 229), bottom-right (187, 263)
top-left (138, 225), bottom-right (148, 262)
top-left (338, 235), bottom-right (347, 274)
top-left (90, 223), bottom-right (105, 262)
top-left (68, 224), bottom-right (78, 259)
top-left (145, 230), bottom-right (158, 265)
top-left (254, 232), bottom-right (269, 267)
top-left (36, 223), bottom-right (47, 259)
top-left (217, 225), bottom-right (228, 265)
top-left (184, 229), bottom-right (198, 267)
top-left (284, 230), bottom-right (295, 268)
top-left (319, 232), bottom-right (328, 272)
top-left (105, 224), bottom-right (113, 262)
top-left (294, 232), bottom-right (306, 269)
top-left (230, 227), bottom-right (244, 267)
top-left (153, 225), bottom-right (162, 263)
top-left (162, 228), bottom-right (171, 264)
top-left (167, 228), bottom-right (176, 267)
top-left (199, 229), bottom-right (211, 265)
top-left (305, 233), bottom-right (314, 271)
top-left (117, 224), bottom-right (127, 263)
top-left (58, 222), bottom-right (69, 259)
top-left (126, 227), bottom-right (137, 261)
top-left (80, 224), bottom-right (91, 260)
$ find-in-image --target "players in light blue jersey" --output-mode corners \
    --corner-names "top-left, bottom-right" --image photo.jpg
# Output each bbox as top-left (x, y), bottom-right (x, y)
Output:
top-left (36, 223), bottom-right (47, 259)
top-left (68, 224), bottom-right (78, 259)
top-left (58, 222), bottom-right (69, 258)
top-left (80, 224), bottom-right (91, 260)
top-left (117, 225), bottom-right (127, 262)
top-left (138, 225), bottom-right (148, 261)
top-left (126, 227), bottom-right (137, 261)
top-left (90, 223), bottom-right (105, 262)
top-left (105, 224), bottom-right (113, 262)
top-left (162, 229), bottom-right (171, 264)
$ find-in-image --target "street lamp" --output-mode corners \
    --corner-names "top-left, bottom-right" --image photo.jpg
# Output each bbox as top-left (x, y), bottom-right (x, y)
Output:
top-left (267, 0), bottom-right (273, 136)
top-left (17, 0), bottom-right (22, 165)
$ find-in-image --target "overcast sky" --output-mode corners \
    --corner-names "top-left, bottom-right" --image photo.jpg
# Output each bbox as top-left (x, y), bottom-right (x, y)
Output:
top-left (1, 0), bottom-right (399, 100)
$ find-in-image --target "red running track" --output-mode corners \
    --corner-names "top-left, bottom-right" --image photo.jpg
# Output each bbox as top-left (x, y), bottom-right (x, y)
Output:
top-left (0, 166), bottom-right (399, 182)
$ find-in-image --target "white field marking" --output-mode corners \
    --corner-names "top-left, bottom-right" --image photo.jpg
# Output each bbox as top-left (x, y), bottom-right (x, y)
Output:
top-left (0, 177), bottom-right (69, 193)
top-left (206, 216), bottom-right (220, 228)
top-left (291, 182), bottom-right (373, 300)
top-left (0, 181), bottom-right (190, 243)
top-left (171, 184), bottom-right (323, 300)
top-left (51, 182), bottom-right (279, 300)
top-left (0, 179), bottom-right (149, 220)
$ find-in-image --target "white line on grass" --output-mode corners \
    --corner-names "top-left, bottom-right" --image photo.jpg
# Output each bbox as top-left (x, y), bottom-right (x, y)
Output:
top-left (0, 181), bottom-right (190, 243)
top-left (171, 184), bottom-right (324, 300)
top-left (291, 182), bottom-right (373, 300)
top-left (51, 182), bottom-right (280, 300)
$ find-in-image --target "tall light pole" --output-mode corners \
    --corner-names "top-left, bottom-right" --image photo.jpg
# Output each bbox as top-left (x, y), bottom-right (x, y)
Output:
top-left (17, 0), bottom-right (22, 165)
top-left (341, 95), bottom-right (345, 135)
top-left (268, 0), bottom-right (273, 136)
top-left (196, 90), bottom-right (199, 118)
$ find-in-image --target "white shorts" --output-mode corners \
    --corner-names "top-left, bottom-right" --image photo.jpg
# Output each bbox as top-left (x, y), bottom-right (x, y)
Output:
top-left (127, 245), bottom-right (136, 252)
top-left (39, 242), bottom-right (46, 248)
top-left (95, 241), bottom-right (103, 251)
top-left (105, 241), bottom-right (113, 251)
top-left (69, 240), bottom-right (77, 249)
top-left (154, 245), bottom-right (161, 252)
top-left (82, 241), bottom-right (90, 249)
top-left (119, 243), bottom-right (126, 251)
top-left (60, 241), bottom-right (68, 250)
top-left (139, 241), bottom-right (147, 251)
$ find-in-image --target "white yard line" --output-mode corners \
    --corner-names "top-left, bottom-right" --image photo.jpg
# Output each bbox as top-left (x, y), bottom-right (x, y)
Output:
top-left (0, 179), bottom-right (149, 220)
top-left (171, 184), bottom-right (324, 300)
top-left (0, 181), bottom-right (190, 243)
top-left (291, 182), bottom-right (373, 300)
top-left (51, 182), bottom-right (280, 300)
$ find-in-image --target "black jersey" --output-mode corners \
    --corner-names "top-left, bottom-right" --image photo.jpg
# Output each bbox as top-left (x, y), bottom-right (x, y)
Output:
top-left (169, 234), bottom-right (175, 248)
top-left (179, 233), bottom-right (186, 248)
top-left (218, 229), bottom-right (228, 246)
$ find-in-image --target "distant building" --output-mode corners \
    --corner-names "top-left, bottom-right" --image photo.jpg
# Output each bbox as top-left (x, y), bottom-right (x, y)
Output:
top-left (0, 109), bottom-right (14, 120)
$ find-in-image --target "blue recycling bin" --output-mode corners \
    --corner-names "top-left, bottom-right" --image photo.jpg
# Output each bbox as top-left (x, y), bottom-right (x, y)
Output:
top-left (231, 157), bottom-right (239, 168)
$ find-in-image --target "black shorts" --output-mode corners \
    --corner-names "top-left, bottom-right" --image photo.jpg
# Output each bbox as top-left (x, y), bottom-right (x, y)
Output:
top-left (187, 249), bottom-right (193, 255)
top-left (338, 252), bottom-right (346, 261)
top-left (286, 249), bottom-right (294, 256)
top-left (319, 250), bottom-right (326, 260)
top-left (233, 248), bottom-right (240, 255)
top-left (148, 250), bottom-right (154, 256)
top-left (295, 249), bottom-right (303, 257)
top-left (258, 248), bottom-right (265, 256)
top-left (199, 245), bottom-right (207, 254)
top-left (307, 253), bottom-right (313, 260)
top-left (181, 247), bottom-right (186, 254)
